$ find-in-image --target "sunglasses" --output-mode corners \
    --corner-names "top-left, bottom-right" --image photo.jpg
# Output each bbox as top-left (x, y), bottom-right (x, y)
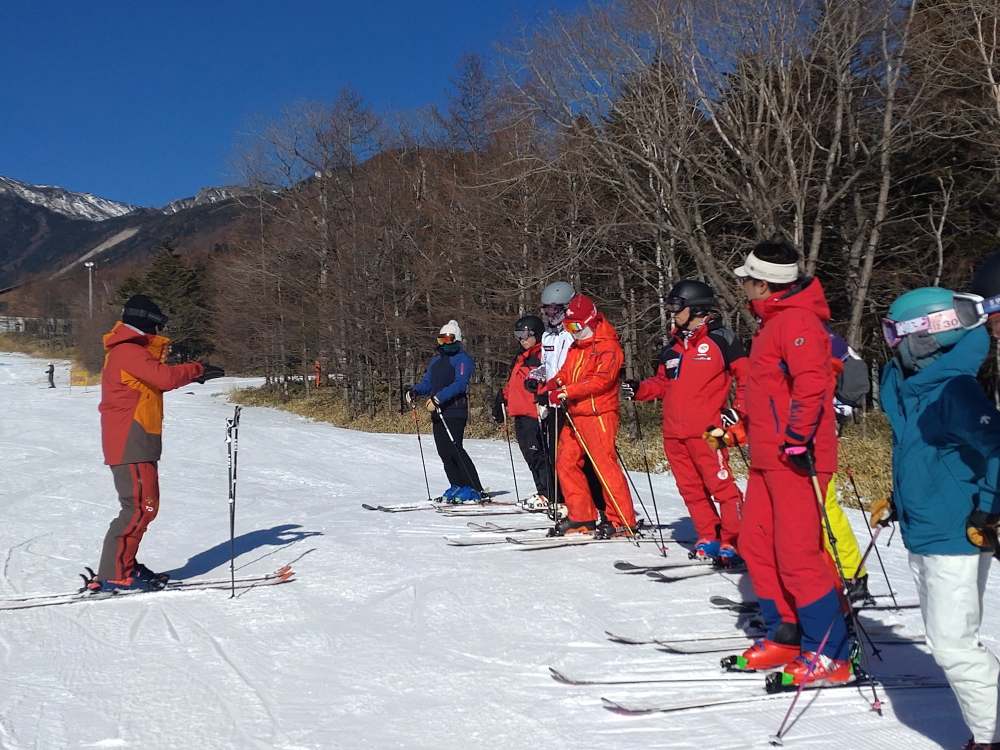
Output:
top-left (539, 304), bottom-right (565, 315)
top-left (437, 333), bottom-right (457, 345)
top-left (881, 308), bottom-right (962, 348)
top-left (514, 329), bottom-right (536, 341)
top-left (953, 292), bottom-right (1000, 330)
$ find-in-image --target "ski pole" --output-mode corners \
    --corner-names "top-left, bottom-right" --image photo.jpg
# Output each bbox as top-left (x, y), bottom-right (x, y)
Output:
top-left (770, 523), bottom-right (888, 746)
top-left (562, 408), bottom-right (639, 545)
top-left (631, 399), bottom-right (668, 556)
top-left (843, 463), bottom-right (898, 608)
top-left (551, 406), bottom-right (560, 522)
top-left (501, 403), bottom-right (520, 503)
top-left (433, 403), bottom-right (481, 500)
top-left (225, 405), bottom-right (242, 599)
top-left (411, 405), bottom-right (432, 502)
top-left (805, 454), bottom-right (882, 713)
top-left (614, 445), bottom-right (654, 525)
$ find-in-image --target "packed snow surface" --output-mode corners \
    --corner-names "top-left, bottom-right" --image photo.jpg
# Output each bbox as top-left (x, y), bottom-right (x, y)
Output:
top-left (0, 352), bottom-right (990, 749)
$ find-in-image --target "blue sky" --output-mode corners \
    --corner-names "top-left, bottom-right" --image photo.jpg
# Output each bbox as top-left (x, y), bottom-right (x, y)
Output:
top-left (0, 1), bottom-right (587, 208)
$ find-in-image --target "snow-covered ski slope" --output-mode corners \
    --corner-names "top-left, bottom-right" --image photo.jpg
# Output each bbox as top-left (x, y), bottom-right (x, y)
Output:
top-left (0, 351), bottom-right (987, 749)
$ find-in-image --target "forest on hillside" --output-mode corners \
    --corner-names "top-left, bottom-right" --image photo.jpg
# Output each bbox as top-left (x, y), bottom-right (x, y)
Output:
top-left (24, 0), bottom-right (1000, 419)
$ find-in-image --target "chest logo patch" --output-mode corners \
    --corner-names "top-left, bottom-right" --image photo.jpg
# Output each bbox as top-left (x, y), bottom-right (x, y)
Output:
top-left (697, 343), bottom-right (710, 354)
top-left (794, 337), bottom-right (805, 346)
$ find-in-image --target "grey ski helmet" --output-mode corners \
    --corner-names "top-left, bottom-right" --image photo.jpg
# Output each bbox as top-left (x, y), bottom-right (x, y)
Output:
top-left (540, 281), bottom-right (576, 306)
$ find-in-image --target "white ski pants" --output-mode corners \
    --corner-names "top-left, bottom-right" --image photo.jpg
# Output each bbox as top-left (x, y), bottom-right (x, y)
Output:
top-left (909, 551), bottom-right (1000, 742)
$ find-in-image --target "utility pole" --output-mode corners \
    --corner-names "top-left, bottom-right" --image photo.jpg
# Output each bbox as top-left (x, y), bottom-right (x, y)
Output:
top-left (84, 262), bottom-right (95, 318)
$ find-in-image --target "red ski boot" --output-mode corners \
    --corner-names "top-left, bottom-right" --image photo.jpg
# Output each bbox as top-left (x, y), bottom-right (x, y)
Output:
top-left (721, 639), bottom-right (801, 672)
top-left (767, 652), bottom-right (855, 691)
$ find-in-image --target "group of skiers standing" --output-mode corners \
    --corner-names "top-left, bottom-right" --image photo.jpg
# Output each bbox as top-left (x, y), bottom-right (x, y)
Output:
top-left (403, 238), bottom-right (1000, 750)
top-left (87, 238), bottom-right (1000, 748)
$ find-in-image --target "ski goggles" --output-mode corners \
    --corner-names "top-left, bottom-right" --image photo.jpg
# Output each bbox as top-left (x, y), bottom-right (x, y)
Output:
top-left (953, 292), bottom-right (1000, 330)
top-left (664, 295), bottom-right (715, 313)
top-left (880, 308), bottom-right (962, 348)
top-left (123, 306), bottom-right (168, 328)
top-left (514, 329), bottom-right (537, 341)
top-left (436, 333), bottom-right (457, 345)
top-left (562, 319), bottom-right (588, 334)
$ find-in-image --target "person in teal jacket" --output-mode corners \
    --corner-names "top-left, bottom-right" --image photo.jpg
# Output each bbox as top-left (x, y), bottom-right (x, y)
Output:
top-left (878, 287), bottom-right (1000, 750)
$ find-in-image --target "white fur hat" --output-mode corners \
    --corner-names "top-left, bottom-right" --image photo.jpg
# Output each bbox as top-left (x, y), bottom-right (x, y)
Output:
top-left (439, 319), bottom-right (463, 342)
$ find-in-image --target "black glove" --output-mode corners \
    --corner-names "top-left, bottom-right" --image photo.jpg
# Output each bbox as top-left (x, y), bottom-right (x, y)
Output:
top-left (524, 377), bottom-right (540, 393)
top-left (967, 508), bottom-right (1000, 550)
top-left (404, 386), bottom-right (419, 406)
top-left (492, 392), bottom-right (507, 424)
top-left (620, 380), bottom-right (640, 401)
top-left (194, 364), bottom-right (225, 384)
top-left (780, 441), bottom-right (814, 472)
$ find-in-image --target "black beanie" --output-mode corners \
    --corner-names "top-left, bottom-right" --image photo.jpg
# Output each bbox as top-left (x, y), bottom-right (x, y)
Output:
top-left (122, 295), bottom-right (167, 334)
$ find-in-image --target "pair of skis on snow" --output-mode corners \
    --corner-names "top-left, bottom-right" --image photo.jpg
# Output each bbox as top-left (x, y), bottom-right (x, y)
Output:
top-left (0, 565), bottom-right (295, 611)
top-left (361, 491), bottom-right (522, 516)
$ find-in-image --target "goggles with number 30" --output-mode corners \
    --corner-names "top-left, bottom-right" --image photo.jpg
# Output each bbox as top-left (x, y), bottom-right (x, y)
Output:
top-left (952, 292), bottom-right (1000, 330)
top-left (881, 308), bottom-right (962, 348)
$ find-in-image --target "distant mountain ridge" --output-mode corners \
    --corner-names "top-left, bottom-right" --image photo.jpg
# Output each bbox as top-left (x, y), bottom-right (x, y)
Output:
top-left (0, 175), bottom-right (139, 222)
top-left (0, 175), bottom-right (250, 288)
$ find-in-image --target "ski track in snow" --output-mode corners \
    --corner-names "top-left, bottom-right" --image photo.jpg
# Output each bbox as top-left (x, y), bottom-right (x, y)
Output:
top-left (0, 352), bottom-right (985, 748)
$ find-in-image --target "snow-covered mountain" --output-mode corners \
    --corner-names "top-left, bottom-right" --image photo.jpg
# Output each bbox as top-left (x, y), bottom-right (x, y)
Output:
top-left (160, 185), bottom-right (242, 214)
top-left (0, 175), bottom-right (139, 221)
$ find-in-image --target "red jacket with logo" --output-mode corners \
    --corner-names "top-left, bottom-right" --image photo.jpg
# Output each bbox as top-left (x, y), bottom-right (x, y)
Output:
top-left (503, 343), bottom-right (543, 418)
top-left (100, 322), bottom-right (204, 466)
top-left (543, 315), bottom-right (623, 418)
top-left (635, 317), bottom-right (749, 439)
top-left (744, 278), bottom-right (838, 472)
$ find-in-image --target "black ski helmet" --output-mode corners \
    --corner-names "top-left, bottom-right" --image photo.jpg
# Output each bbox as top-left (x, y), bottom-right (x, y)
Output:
top-left (122, 294), bottom-right (167, 334)
top-left (666, 280), bottom-right (717, 315)
top-left (514, 315), bottom-right (545, 340)
top-left (970, 251), bottom-right (1000, 300)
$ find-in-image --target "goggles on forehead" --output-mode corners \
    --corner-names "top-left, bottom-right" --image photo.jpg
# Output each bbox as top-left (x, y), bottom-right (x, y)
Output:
top-left (953, 292), bottom-right (1000, 330)
top-left (563, 319), bottom-right (588, 334)
top-left (514, 329), bottom-right (536, 341)
top-left (437, 333), bottom-right (457, 345)
top-left (881, 308), bottom-right (961, 348)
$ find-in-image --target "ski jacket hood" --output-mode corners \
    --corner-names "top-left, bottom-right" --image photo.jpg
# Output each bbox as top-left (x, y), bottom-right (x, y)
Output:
top-left (635, 317), bottom-right (749, 439)
top-left (750, 276), bottom-right (832, 324)
top-left (100, 322), bottom-right (204, 465)
top-left (882, 325), bottom-right (1000, 554)
top-left (503, 343), bottom-right (542, 418)
top-left (744, 277), bottom-right (838, 472)
top-left (545, 315), bottom-right (624, 418)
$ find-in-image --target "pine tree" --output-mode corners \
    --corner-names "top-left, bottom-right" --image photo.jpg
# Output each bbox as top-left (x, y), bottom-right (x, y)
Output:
top-left (116, 241), bottom-right (212, 362)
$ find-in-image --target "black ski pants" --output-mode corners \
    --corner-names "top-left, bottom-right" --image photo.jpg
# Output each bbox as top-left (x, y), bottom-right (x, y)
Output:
top-left (514, 415), bottom-right (550, 499)
top-left (432, 416), bottom-right (483, 492)
top-left (543, 408), bottom-right (604, 511)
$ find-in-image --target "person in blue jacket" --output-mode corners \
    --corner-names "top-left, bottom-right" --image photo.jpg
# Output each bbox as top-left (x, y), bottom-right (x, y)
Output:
top-left (877, 287), bottom-right (1000, 750)
top-left (406, 320), bottom-right (484, 503)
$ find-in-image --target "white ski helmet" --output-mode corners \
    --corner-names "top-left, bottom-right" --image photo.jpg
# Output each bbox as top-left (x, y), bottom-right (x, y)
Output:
top-left (540, 281), bottom-right (576, 306)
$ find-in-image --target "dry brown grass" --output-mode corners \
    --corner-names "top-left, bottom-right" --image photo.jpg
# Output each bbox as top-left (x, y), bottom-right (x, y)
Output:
top-left (230, 385), bottom-right (893, 507)
top-left (836, 411), bottom-right (894, 508)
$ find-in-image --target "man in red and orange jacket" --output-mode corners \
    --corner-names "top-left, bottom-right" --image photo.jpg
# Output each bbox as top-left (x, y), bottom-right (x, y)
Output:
top-left (88, 295), bottom-right (224, 593)
top-left (541, 294), bottom-right (637, 538)
top-left (621, 280), bottom-right (749, 562)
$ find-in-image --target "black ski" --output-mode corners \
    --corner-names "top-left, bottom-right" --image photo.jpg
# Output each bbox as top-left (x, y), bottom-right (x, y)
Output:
top-left (709, 595), bottom-right (920, 613)
top-left (601, 677), bottom-right (949, 714)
